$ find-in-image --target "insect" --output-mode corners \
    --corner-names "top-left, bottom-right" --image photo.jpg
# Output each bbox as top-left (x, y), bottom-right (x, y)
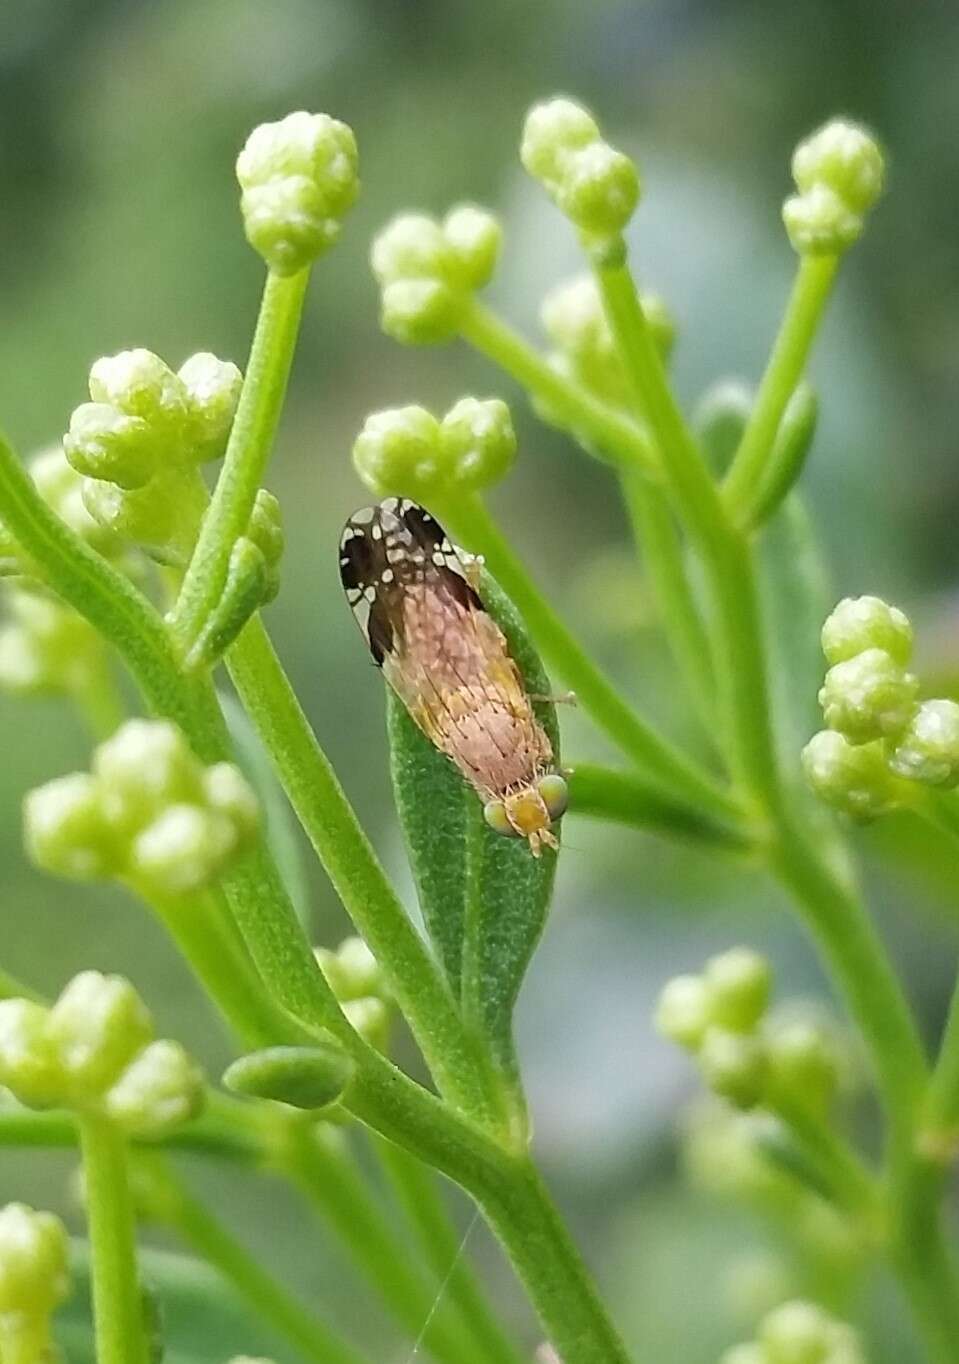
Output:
top-left (339, 498), bottom-right (567, 855)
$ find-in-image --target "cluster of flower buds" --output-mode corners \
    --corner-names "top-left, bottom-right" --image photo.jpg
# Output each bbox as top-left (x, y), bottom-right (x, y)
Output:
top-left (0, 971), bottom-right (203, 1135)
top-left (353, 396), bottom-right (515, 501)
top-left (782, 119), bottom-right (884, 256)
top-left (372, 205), bottom-right (502, 344)
top-left (0, 1202), bottom-right (70, 1363)
top-left (315, 935), bottom-right (390, 1050)
top-left (520, 98), bottom-right (640, 253)
top-left (655, 948), bottom-right (840, 1113)
top-left (237, 111), bottom-right (359, 275)
top-left (63, 349), bottom-right (242, 563)
top-left (0, 582), bottom-right (105, 701)
top-left (24, 719), bottom-right (258, 898)
top-left (721, 1300), bottom-right (864, 1364)
top-left (540, 274), bottom-right (674, 409)
top-left (803, 596), bottom-right (959, 818)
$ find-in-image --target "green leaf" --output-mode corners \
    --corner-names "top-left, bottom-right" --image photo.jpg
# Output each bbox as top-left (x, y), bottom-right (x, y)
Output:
top-left (387, 567), bottom-right (559, 1070)
top-left (223, 1043), bottom-right (353, 1111)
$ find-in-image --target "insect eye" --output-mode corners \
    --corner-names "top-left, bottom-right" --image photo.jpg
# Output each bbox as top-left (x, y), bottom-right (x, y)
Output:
top-left (537, 773), bottom-right (569, 822)
top-left (484, 799), bottom-right (519, 837)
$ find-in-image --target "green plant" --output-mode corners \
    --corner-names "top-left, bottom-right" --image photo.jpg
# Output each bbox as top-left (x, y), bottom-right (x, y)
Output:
top-left (0, 97), bottom-right (956, 1364)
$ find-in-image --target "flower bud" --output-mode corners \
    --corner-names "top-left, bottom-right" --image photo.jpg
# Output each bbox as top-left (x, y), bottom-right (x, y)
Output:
top-left (342, 996), bottom-right (390, 1050)
top-left (64, 402), bottom-right (159, 490)
top-left (353, 404), bottom-right (443, 496)
top-left (89, 349), bottom-right (190, 440)
top-left (719, 1347), bottom-right (764, 1364)
top-left (698, 1027), bottom-right (768, 1109)
top-left (765, 1017), bottom-right (840, 1114)
top-left (783, 119), bottom-right (884, 256)
top-left (818, 647), bottom-right (917, 744)
top-left (129, 803), bottom-right (245, 898)
top-left (178, 352), bottom-right (243, 460)
top-left (0, 1000), bottom-right (63, 1109)
top-left (801, 730), bottom-right (903, 819)
top-left (692, 379), bottom-right (753, 474)
top-left (236, 111), bottom-right (359, 275)
top-left (247, 489), bottom-right (285, 593)
top-left (653, 973), bottom-right (712, 1051)
top-left (23, 772), bottom-right (119, 880)
top-left (759, 1300), bottom-right (835, 1364)
top-left (887, 698), bottom-right (959, 788)
top-left (438, 397), bottom-right (516, 490)
top-left (0, 589), bottom-right (103, 698)
top-left (94, 719), bottom-right (205, 838)
top-left (316, 936), bottom-right (385, 1003)
top-left (704, 948), bottom-right (771, 1034)
top-left (104, 1038), bottom-right (204, 1135)
top-left (541, 274), bottom-right (628, 406)
top-left (47, 970), bottom-right (154, 1101)
top-left (820, 595), bottom-right (912, 667)
top-left (0, 1203), bottom-right (69, 1320)
top-left (442, 205), bottom-right (502, 289)
top-left (81, 469), bottom-right (196, 566)
top-left (202, 762), bottom-right (260, 842)
top-left (520, 98), bottom-right (640, 242)
top-left (30, 445), bottom-right (120, 554)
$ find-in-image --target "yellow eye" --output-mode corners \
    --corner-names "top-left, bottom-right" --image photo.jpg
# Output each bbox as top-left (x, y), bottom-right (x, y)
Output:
top-left (537, 773), bottom-right (569, 822)
top-left (483, 799), bottom-right (519, 836)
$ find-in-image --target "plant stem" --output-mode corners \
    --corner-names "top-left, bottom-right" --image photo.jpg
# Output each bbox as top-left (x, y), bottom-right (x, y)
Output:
top-left (227, 616), bottom-right (498, 1127)
top-left (78, 1112), bottom-right (149, 1364)
top-left (459, 300), bottom-right (657, 476)
top-left (0, 1102), bottom-right (262, 1163)
top-left (374, 1135), bottom-right (525, 1364)
top-left (436, 491), bottom-right (739, 822)
top-left (618, 467), bottom-right (716, 732)
top-left (922, 962), bottom-right (959, 1152)
top-left (171, 267), bottom-right (310, 654)
top-left (568, 762), bottom-right (752, 851)
top-left (0, 965), bottom-right (44, 1002)
top-left (768, 1096), bottom-right (878, 1220)
top-left (141, 1154), bottom-right (369, 1364)
top-left (722, 255), bottom-right (839, 523)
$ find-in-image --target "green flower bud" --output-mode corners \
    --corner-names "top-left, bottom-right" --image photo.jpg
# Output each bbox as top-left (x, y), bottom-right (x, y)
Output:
top-left (183, 526), bottom-right (280, 673)
top-left (783, 119), bottom-right (883, 256)
top-left (178, 352), bottom-right (243, 460)
top-left (236, 111), bottom-right (359, 275)
top-left (641, 292), bottom-right (677, 363)
top-left (653, 973), bottom-right (712, 1051)
top-left (887, 698), bottom-right (959, 787)
top-left (202, 762), bottom-right (260, 842)
top-left (0, 1202), bottom-right (70, 1320)
top-left (692, 379), bottom-right (753, 474)
top-left (30, 445), bottom-right (120, 555)
top-left (792, 120), bottom-right (884, 217)
top-left (765, 1018), bottom-right (840, 1114)
top-left (89, 349), bottom-right (190, 439)
top-left (223, 1042), bottom-right (353, 1111)
top-left (801, 730), bottom-right (903, 819)
top-left (698, 1027), bottom-right (768, 1109)
top-left (719, 1348), bottom-right (764, 1364)
top-left (94, 719), bottom-right (205, 839)
top-left (81, 466), bottom-right (202, 567)
top-left (372, 213), bottom-right (476, 345)
top-left (681, 1100), bottom-right (783, 1203)
top-left (759, 1300), bottom-right (835, 1364)
top-left (818, 647), bottom-right (918, 743)
top-left (821, 595), bottom-right (912, 667)
top-left (247, 489), bottom-right (285, 592)
top-left (104, 1038), bottom-right (204, 1135)
top-left (23, 772), bottom-right (119, 880)
top-left (0, 589), bottom-right (103, 698)
top-left (0, 1000), bottom-right (63, 1109)
top-left (64, 402), bottom-right (159, 490)
top-left (342, 996), bottom-right (390, 1050)
top-left (540, 274), bottom-right (628, 406)
top-left (521, 99), bottom-right (640, 242)
top-left (704, 948), bottom-right (771, 1033)
top-left (315, 936), bottom-right (385, 1003)
top-left (442, 205), bottom-right (502, 289)
top-left (47, 971), bottom-right (153, 1102)
top-left (130, 803), bottom-right (245, 897)
top-left (438, 397), bottom-right (516, 490)
top-left (352, 404), bottom-right (443, 496)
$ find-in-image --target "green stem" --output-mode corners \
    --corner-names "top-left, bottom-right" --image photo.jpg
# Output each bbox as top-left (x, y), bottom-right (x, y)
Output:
top-left (568, 762), bottom-right (752, 851)
top-left (478, 1158), bottom-right (632, 1364)
top-left (0, 1101), bottom-right (262, 1163)
top-left (374, 1135), bottom-right (525, 1364)
top-left (171, 267), bottom-right (310, 654)
top-left (0, 966), bottom-right (44, 1002)
top-left (78, 1113), bottom-right (149, 1364)
top-left (618, 467), bottom-right (716, 731)
top-left (435, 491), bottom-right (740, 823)
top-left (722, 255), bottom-right (839, 523)
top-left (768, 1096), bottom-right (878, 1220)
top-left (459, 299), bottom-right (657, 476)
top-left (141, 1153), bottom-right (369, 1364)
top-left (922, 960), bottom-right (959, 1151)
top-left (227, 616), bottom-right (497, 1126)
top-left (282, 1123), bottom-right (495, 1364)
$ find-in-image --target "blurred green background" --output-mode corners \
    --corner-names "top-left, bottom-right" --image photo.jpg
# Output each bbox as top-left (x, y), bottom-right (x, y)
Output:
top-left (1, 0), bottom-right (958, 1360)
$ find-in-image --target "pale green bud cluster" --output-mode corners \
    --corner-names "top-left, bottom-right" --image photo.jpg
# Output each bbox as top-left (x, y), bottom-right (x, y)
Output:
top-left (656, 950), bottom-right (840, 1113)
top-left (184, 488), bottom-right (285, 671)
top-left (783, 119), bottom-right (884, 255)
top-left (316, 936), bottom-right (390, 1050)
top-left (24, 719), bottom-right (259, 896)
top-left (0, 972), bottom-right (203, 1133)
top-left (805, 596), bottom-right (959, 816)
top-left (353, 396), bottom-right (515, 500)
top-left (0, 1202), bottom-right (70, 1362)
top-left (64, 349), bottom-right (242, 563)
top-left (520, 98), bottom-right (640, 247)
top-left (0, 445), bottom-right (126, 578)
top-left (237, 111), bottom-right (359, 275)
top-left (722, 1300), bottom-right (865, 1364)
top-left (372, 205), bottom-right (502, 344)
top-left (0, 584), bottom-right (105, 700)
top-left (540, 274), bottom-right (674, 409)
